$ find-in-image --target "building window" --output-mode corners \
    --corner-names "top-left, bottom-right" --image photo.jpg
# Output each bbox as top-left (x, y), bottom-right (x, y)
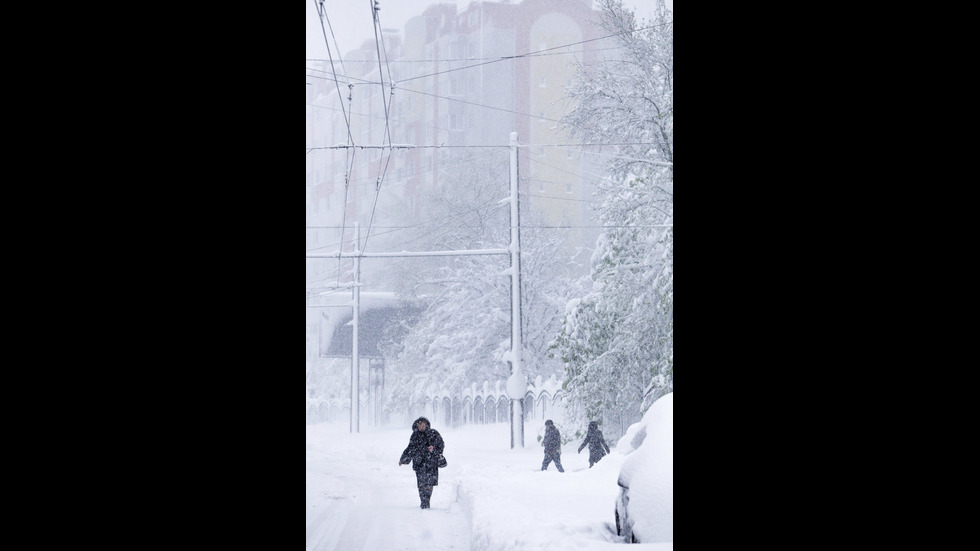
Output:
top-left (451, 41), bottom-right (466, 59)
top-left (539, 180), bottom-right (545, 192)
top-left (539, 75), bottom-right (547, 88)
top-left (566, 182), bottom-right (573, 194)
top-left (450, 78), bottom-right (466, 95)
top-left (450, 114), bottom-right (465, 130)
top-left (539, 112), bottom-right (546, 122)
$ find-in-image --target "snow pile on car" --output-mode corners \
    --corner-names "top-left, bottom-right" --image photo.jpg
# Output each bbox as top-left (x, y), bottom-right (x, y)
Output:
top-left (615, 392), bottom-right (673, 542)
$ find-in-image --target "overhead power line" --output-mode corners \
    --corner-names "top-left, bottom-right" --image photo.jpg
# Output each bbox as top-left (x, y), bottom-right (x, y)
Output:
top-left (361, 0), bottom-right (396, 255)
top-left (307, 224), bottom-right (671, 230)
top-left (397, 23), bottom-right (670, 84)
top-left (307, 74), bottom-right (568, 127)
top-left (313, 0), bottom-right (357, 287)
top-left (306, 22), bottom-right (671, 88)
top-left (305, 45), bottom-right (624, 64)
top-left (307, 142), bottom-right (665, 151)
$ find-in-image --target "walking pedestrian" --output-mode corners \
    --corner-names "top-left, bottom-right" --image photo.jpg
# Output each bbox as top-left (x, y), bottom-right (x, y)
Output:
top-left (398, 417), bottom-right (445, 509)
top-left (577, 420), bottom-right (610, 468)
top-left (541, 419), bottom-right (564, 472)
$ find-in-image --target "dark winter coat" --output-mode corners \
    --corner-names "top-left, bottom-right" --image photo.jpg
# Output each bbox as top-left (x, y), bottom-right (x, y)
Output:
top-left (577, 421), bottom-right (610, 464)
top-left (543, 424), bottom-right (561, 454)
top-left (399, 417), bottom-right (445, 487)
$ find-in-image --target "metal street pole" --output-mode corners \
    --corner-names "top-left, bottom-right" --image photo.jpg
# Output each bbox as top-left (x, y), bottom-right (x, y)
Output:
top-left (507, 131), bottom-right (526, 449)
top-left (305, 136), bottom-right (525, 443)
top-left (351, 223), bottom-right (360, 433)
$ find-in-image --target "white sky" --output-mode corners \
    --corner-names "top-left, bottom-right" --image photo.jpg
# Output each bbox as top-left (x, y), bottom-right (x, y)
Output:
top-left (306, 0), bottom-right (672, 60)
top-left (306, 393), bottom-right (673, 549)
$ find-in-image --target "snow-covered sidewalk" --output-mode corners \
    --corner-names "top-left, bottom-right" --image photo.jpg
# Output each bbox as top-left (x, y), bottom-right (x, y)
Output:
top-left (306, 420), bottom-right (672, 550)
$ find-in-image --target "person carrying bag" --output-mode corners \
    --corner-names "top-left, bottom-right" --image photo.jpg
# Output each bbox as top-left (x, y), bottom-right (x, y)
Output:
top-left (398, 417), bottom-right (445, 509)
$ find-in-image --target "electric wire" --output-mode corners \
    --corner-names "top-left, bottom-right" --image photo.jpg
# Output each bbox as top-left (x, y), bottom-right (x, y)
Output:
top-left (397, 23), bottom-right (671, 84)
top-left (306, 24), bottom-right (671, 133)
top-left (519, 151), bottom-right (608, 183)
top-left (304, 45), bottom-right (624, 64)
top-left (309, 143), bottom-right (663, 242)
top-left (308, 147), bottom-right (504, 215)
top-left (306, 149), bottom-right (511, 255)
top-left (403, 87), bottom-right (567, 125)
top-left (308, 68), bottom-right (568, 127)
top-left (312, 1), bottom-right (353, 148)
top-left (309, 144), bottom-right (665, 238)
top-left (362, 0), bottom-right (396, 254)
top-left (308, 70), bottom-right (671, 145)
top-left (313, 0), bottom-right (357, 287)
top-left (307, 219), bottom-right (671, 254)
top-left (323, 8), bottom-right (360, 222)
top-left (309, 75), bottom-right (671, 147)
top-left (306, 10), bottom-right (672, 289)
top-left (519, 151), bottom-right (675, 220)
top-left (308, 142), bottom-right (665, 151)
top-left (306, 186), bottom-right (508, 255)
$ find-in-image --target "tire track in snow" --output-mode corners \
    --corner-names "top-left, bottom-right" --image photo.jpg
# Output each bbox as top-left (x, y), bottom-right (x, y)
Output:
top-left (307, 427), bottom-right (470, 551)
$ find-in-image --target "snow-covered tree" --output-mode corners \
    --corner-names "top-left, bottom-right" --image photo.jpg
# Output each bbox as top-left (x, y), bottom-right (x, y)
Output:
top-left (552, 0), bottom-right (673, 434)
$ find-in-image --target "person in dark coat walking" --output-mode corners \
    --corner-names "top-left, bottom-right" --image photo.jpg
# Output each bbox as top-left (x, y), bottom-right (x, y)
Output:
top-left (398, 416), bottom-right (445, 509)
top-left (577, 420), bottom-right (610, 468)
top-left (541, 419), bottom-right (565, 472)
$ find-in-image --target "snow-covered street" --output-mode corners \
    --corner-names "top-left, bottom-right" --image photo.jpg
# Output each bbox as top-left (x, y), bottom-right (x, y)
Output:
top-left (306, 420), bottom-right (672, 550)
top-left (305, 422), bottom-right (470, 550)
top-left (306, 1), bottom-right (673, 546)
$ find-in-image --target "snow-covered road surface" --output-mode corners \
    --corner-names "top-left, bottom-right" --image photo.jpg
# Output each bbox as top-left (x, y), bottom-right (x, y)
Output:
top-left (306, 421), bottom-right (672, 550)
top-left (306, 425), bottom-right (470, 550)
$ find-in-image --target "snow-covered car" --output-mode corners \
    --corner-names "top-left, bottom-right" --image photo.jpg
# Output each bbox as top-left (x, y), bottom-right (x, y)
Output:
top-left (613, 392), bottom-right (673, 543)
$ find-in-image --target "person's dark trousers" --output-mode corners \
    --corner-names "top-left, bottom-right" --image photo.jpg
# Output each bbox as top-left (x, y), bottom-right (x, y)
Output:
top-left (419, 485), bottom-right (433, 508)
top-left (542, 451), bottom-right (565, 472)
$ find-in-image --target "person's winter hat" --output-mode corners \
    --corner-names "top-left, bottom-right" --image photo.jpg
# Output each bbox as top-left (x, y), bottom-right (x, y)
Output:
top-left (545, 419), bottom-right (554, 426)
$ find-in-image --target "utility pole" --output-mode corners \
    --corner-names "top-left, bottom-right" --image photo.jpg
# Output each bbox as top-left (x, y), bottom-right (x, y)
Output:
top-left (305, 135), bottom-right (526, 446)
top-left (351, 222), bottom-right (360, 433)
top-left (506, 131), bottom-right (526, 448)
